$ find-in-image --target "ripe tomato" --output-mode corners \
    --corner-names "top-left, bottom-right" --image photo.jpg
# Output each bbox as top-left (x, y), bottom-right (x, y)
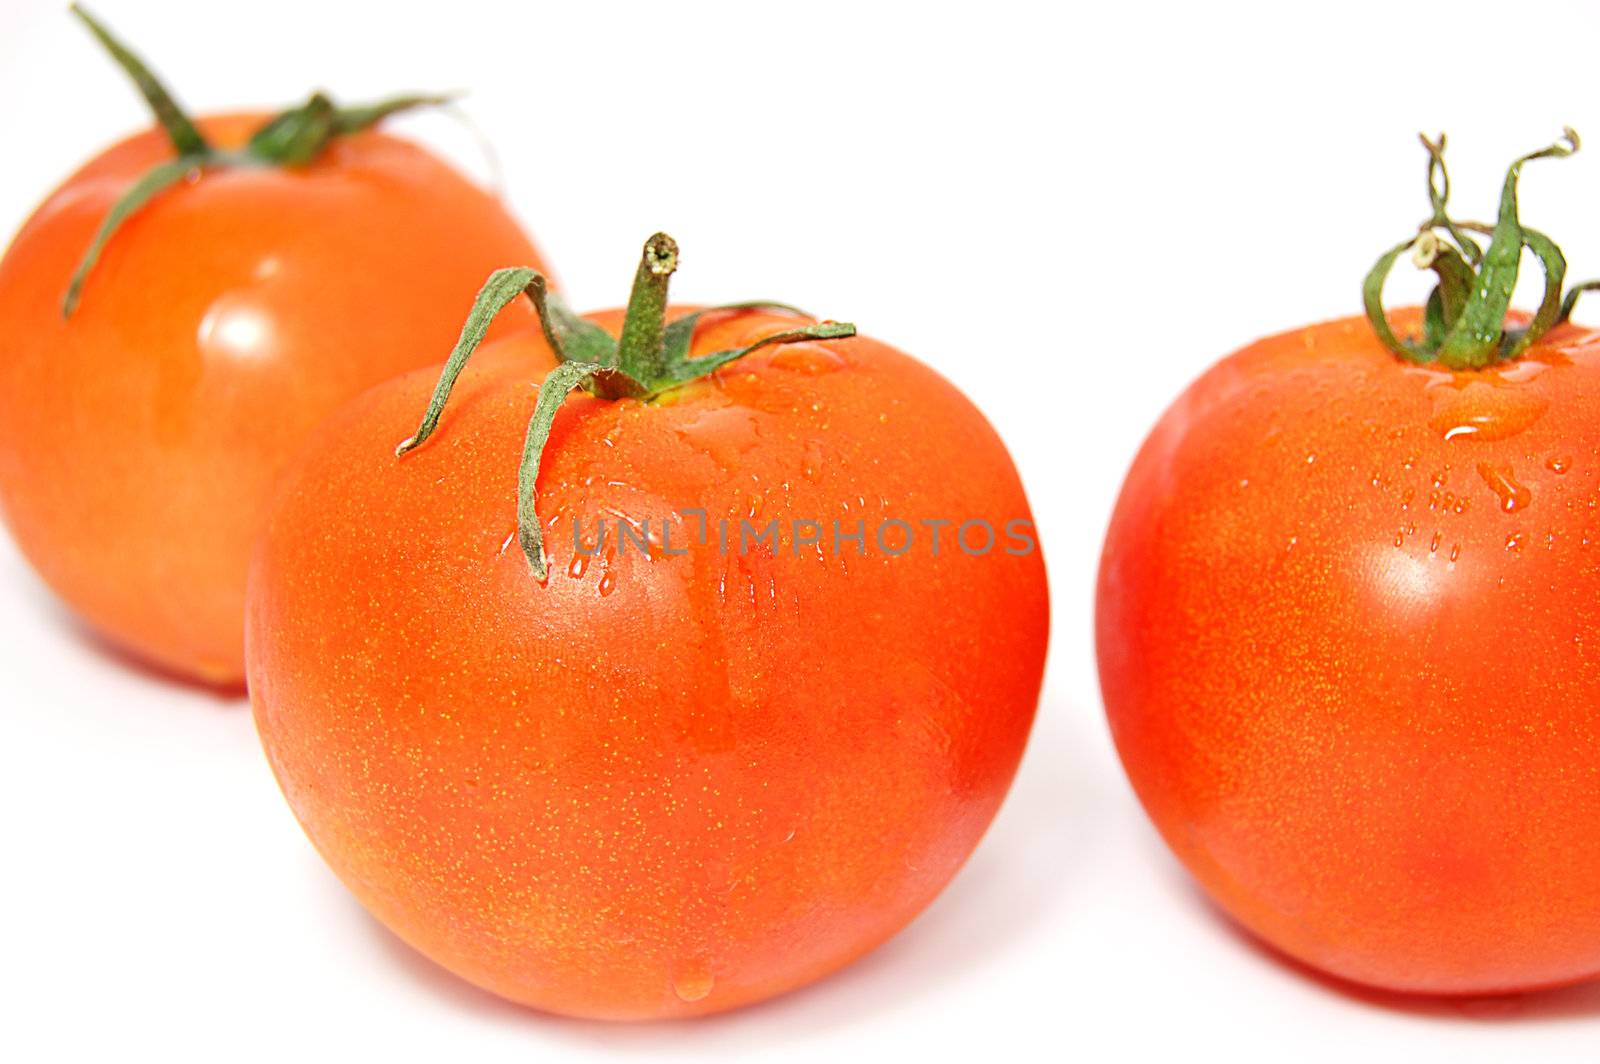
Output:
top-left (246, 237), bottom-right (1048, 1019)
top-left (1098, 132), bottom-right (1600, 993)
top-left (0, 10), bottom-right (546, 685)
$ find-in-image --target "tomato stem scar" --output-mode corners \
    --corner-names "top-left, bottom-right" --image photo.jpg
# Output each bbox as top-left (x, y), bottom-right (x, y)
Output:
top-left (395, 235), bottom-right (858, 578)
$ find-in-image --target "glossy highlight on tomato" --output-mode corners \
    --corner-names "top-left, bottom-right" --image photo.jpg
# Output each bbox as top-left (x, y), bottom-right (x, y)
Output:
top-left (246, 254), bottom-right (1049, 1018)
top-left (0, 15), bottom-right (547, 686)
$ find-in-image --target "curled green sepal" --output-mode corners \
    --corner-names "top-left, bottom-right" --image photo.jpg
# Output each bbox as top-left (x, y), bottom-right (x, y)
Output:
top-left (395, 234), bottom-right (858, 574)
top-left (247, 91), bottom-right (455, 167)
top-left (655, 321), bottom-right (857, 386)
top-left (394, 268), bottom-right (548, 455)
top-left (1501, 227), bottom-right (1567, 360)
top-left (1362, 129), bottom-right (1578, 369)
top-left (1414, 234), bottom-right (1476, 351)
top-left (517, 362), bottom-right (599, 579)
top-left (70, 5), bottom-right (208, 157)
top-left (1418, 134), bottom-right (1482, 266)
top-left (660, 300), bottom-right (811, 365)
top-left (1438, 133), bottom-right (1575, 366)
top-left (63, 158), bottom-right (199, 316)
top-left (1559, 280), bottom-right (1600, 324)
top-left (61, 7), bottom-right (451, 316)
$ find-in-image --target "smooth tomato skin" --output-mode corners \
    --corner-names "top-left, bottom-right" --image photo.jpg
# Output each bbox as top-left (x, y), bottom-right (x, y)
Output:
top-left (0, 113), bottom-right (546, 685)
top-left (246, 310), bottom-right (1048, 1019)
top-left (1098, 309), bottom-right (1600, 995)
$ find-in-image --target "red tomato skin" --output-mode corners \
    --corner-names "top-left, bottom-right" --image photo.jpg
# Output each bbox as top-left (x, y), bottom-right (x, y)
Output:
top-left (246, 312), bottom-right (1049, 1019)
top-left (1098, 310), bottom-right (1600, 995)
top-left (0, 114), bottom-right (546, 685)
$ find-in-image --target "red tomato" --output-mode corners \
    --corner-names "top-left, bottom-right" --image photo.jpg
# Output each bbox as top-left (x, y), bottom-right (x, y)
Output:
top-left (245, 240), bottom-right (1048, 1018)
top-left (1098, 132), bottom-right (1600, 994)
top-left (0, 11), bottom-right (546, 685)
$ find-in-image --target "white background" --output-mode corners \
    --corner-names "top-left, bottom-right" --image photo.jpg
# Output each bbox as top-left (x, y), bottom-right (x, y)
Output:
top-left (4, 0), bottom-right (1600, 1059)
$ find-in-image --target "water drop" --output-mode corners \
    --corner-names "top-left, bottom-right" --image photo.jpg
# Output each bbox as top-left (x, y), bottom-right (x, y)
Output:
top-left (1477, 464), bottom-right (1532, 513)
top-left (801, 439), bottom-right (826, 482)
top-left (672, 962), bottom-right (715, 1003)
top-left (598, 570), bottom-right (617, 597)
top-left (1428, 379), bottom-right (1549, 442)
top-left (769, 343), bottom-right (846, 375)
top-left (673, 406), bottom-right (762, 470)
top-left (1547, 455), bottom-right (1572, 475)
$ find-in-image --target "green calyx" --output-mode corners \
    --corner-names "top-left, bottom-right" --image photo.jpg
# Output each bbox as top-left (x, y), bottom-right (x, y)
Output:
top-left (1363, 129), bottom-right (1597, 370)
top-left (62, 4), bottom-right (451, 316)
top-left (394, 233), bottom-right (858, 579)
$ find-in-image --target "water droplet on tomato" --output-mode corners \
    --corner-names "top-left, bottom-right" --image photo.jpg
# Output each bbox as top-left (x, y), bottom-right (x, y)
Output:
top-left (1477, 464), bottom-right (1532, 513)
top-left (598, 570), bottom-right (617, 597)
top-left (1546, 455), bottom-right (1572, 475)
top-left (801, 439), bottom-right (826, 483)
top-left (568, 553), bottom-right (588, 579)
top-left (1428, 378), bottom-right (1549, 442)
top-left (1505, 531), bottom-right (1525, 552)
top-left (672, 961), bottom-right (715, 1003)
top-left (769, 343), bottom-right (846, 375)
top-left (672, 406), bottom-right (762, 470)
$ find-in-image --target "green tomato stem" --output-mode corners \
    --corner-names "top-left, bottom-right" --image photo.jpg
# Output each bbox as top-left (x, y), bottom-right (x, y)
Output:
top-left (1362, 129), bottom-right (1583, 369)
top-left (60, 7), bottom-right (452, 316)
top-left (613, 234), bottom-right (680, 385)
top-left (395, 235), bottom-right (858, 575)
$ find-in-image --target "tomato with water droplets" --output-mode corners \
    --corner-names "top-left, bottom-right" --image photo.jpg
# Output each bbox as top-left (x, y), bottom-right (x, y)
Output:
top-left (1097, 131), bottom-right (1600, 994)
top-left (1100, 305), bottom-right (1600, 994)
top-left (246, 241), bottom-right (1048, 1019)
